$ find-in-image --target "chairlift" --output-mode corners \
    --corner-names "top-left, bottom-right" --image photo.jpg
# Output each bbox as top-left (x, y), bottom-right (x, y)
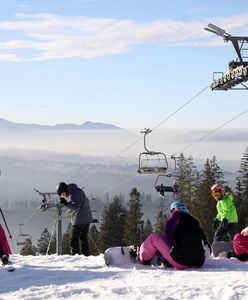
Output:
top-left (91, 210), bottom-right (99, 224)
top-left (137, 129), bottom-right (168, 174)
top-left (88, 194), bottom-right (100, 224)
top-left (16, 223), bottom-right (32, 246)
top-left (154, 175), bottom-right (173, 197)
top-left (154, 156), bottom-right (179, 197)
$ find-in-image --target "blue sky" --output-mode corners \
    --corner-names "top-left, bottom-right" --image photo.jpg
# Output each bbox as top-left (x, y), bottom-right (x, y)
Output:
top-left (0, 0), bottom-right (248, 130)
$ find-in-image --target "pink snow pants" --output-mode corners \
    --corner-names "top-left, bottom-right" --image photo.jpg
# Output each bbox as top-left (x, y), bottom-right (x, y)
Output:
top-left (233, 233), bottom-right (248, 256)
top-left (0, 224), bottom-right (11, 255)
top-left (139, 232), bottom-right (188, 270)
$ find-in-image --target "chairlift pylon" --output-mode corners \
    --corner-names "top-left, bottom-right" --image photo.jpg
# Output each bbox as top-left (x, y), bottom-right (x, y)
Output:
top-left (16, 223), bottom-right (32, 246)
top-left (137, 128), bottom-right (168, 174)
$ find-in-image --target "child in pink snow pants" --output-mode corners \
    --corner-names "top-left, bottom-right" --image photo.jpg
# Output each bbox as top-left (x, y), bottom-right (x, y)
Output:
top-left (139, 200), bottom-right (210, 269)
top-left (232, 226), bottom-right (248, 261)
top-left (0, 223), bottom-right (11, 264)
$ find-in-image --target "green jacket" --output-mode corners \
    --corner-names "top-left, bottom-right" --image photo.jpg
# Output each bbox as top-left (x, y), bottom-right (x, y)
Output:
top-left (216, 192), bottom-right (238, 223)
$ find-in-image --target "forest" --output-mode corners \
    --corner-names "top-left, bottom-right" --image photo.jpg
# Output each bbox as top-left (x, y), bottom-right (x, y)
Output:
top-left (17, 147), bottom-right (248, 256)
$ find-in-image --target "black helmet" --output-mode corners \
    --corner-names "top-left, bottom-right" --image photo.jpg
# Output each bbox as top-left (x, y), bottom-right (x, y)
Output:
top-left (56, 182), bottom-right (68, 196)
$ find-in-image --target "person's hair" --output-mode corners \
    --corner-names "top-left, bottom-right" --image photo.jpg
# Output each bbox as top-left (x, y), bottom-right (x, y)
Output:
top-left (56, 182), bottom-right (68, 196)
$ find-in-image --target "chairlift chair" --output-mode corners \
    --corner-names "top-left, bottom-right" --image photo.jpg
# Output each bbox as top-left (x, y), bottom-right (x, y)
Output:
top-left (137, 128), bottom-right (168, 174)
top-left (154, 170), bottom-right (180, 198)
top-left (154, 175), bottom-right (175, 198)
top-left (138, 152), bottom-right (168, 174)
top-left (16, 223), bottom-right (32, 246)
top-left (91, 210), bottom-right (99, 224)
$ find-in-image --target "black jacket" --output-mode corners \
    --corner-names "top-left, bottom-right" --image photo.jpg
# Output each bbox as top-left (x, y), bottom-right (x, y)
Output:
top-left (170, 212), bottom-right (207, 267)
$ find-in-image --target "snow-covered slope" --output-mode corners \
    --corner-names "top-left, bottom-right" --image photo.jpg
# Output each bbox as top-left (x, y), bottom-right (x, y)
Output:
top-left (0, 254), bottom-right (248, 300)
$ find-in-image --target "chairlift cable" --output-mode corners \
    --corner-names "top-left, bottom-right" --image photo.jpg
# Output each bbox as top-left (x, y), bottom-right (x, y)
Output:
top-left (80, 84), bottom-right (210, 185)
top-left (13, 205), bottom-right (40, 236)
top-left (172, 107), bottom-right (248, 156)
top-left (150, 84), bottom-right (210, 133)
top-left (93, 173), bottom-right (139, 198)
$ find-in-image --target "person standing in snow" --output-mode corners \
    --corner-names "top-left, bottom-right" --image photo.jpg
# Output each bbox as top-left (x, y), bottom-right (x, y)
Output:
top-left (0, 223), bottom-right (11, 265)
top-left (211, 184), bottom-right (238, 242)
top-left (56, 182), bottom-right (93, 256)
top-left (139, 200), bottom-right (210, 270)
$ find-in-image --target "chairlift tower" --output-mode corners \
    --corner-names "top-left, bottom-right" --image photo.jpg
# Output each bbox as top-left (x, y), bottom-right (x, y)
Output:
top-left (204, 23), bottom-right (248, 90)
top-left (35, 189), bottom-right (99, 255)
top-left (35, 189), bottom-right (63, 255)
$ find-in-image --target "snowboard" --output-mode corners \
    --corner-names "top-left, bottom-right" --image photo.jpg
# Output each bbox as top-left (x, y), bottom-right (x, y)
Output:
top-left (2, 263), bottom-right (15, 272)
top-left (1, 256), bottom-right (15, 272)
top-left (212, 241), bottom-right (233, 257)
top-left (104, 246), bottom-right (139, 266)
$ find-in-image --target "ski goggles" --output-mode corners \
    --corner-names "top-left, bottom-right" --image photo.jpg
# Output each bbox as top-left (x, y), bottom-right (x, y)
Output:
top-left (211, 190), bottom-right (222, 198)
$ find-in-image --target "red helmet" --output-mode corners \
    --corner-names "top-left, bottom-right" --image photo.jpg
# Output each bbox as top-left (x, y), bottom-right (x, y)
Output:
top-left (211, 184), bottom-right (224, 192)
top-left (211, 184), bottom-right (225, 199)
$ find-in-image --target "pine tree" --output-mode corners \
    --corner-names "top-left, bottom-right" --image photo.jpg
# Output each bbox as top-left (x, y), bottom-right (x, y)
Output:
top-left (98, 196), bottom-right (127, 252)
top-left (174, 153), bottom-right (199, 208)
top-left (37, 228), bottom-right (56, 255)
top-left (194, 156), bottom-right (225, 241)
top-left (20, 238), bottom-right (36, 256)
top-left (154, 210), bottom-right (167, 234)
top-left (235, 147), bottom-right (248, 228)
top-left (142, 219), bottom-right (153, 240)
top-left (124, 188), bottom-right (144, 246)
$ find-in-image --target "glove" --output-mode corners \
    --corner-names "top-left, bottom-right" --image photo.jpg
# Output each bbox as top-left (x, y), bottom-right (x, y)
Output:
top-left (59, 197), bottom-right (68, 206)
top-left (220, 218), bottom-right (228, 230)
top-left (212, 218), bottom-right (219, 229)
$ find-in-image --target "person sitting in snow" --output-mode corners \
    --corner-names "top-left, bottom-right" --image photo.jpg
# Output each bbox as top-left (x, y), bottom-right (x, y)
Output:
top-left (227, 226), bottom-right (248, 261)
top-left (0, 223), bottom-right (11, 265)
top-left (211, 184), bottom-right (238, 242)
top-left (139, 200), bottom-right (210, 270)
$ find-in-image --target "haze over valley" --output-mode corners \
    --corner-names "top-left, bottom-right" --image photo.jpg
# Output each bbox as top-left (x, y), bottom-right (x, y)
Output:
top-left (0, 118), bottom-right (246, 253)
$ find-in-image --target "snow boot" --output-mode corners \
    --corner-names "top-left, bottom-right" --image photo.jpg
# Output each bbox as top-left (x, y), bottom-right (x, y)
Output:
top-left (156, 251), bottom-right (173, 268)
top-left (1, 255), bottom-right (9, 265)
top-left (129, 245), bottom-right (139, 263)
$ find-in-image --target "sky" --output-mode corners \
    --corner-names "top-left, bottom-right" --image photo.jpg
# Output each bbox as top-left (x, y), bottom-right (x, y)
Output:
top-left (0, 0), bottom-right (248, 130)
top-left (0, 253), bottom-right (248, 299)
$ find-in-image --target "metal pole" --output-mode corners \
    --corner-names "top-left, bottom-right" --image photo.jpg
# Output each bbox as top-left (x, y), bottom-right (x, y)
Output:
top-left (0, 207), bottom-right (12, 239)
top-left (56, 205), bottom-right (62, 255)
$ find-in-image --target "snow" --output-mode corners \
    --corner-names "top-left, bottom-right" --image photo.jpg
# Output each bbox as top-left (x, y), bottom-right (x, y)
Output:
top-left (1, 253), bottom-right (248, 300)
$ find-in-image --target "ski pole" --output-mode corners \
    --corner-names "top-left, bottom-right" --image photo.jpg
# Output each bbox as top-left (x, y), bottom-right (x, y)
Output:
top-left (0, 207), bottom-right (13, 239)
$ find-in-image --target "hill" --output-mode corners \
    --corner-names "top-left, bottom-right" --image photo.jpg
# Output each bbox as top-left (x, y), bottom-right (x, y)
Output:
top-left (0, 254), bottom-right (247, 299)
top-left (0, 118), bottom-right (123, 130)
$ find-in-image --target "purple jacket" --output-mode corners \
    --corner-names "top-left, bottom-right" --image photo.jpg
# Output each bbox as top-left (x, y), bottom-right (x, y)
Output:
top-left (163, 210), bottom-right (180, 246)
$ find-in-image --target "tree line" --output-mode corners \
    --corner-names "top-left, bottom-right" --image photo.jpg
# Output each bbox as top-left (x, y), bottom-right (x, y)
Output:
top-left (20, 147), bottom-right (248, 255)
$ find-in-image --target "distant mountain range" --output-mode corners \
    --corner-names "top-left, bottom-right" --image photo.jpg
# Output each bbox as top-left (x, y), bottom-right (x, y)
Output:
top-left (0, 118), bottom-right (123, 130)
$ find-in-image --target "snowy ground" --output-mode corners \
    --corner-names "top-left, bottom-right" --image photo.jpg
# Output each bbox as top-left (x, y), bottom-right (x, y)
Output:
top-left (0, 253), bottom-right (248, 300)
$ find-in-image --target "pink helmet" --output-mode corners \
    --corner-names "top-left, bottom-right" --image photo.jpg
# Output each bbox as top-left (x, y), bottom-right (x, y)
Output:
top-left (211, 184), bottom-right (225, 198)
